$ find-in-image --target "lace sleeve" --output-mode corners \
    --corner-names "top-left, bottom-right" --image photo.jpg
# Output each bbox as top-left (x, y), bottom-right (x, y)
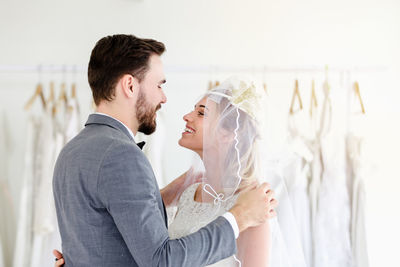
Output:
top-left (166, 206), bottom-right (178, 226)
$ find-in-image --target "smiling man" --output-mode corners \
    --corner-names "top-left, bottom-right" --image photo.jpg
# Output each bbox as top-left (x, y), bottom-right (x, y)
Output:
top-left (52, 34), bottom-right (275, 267)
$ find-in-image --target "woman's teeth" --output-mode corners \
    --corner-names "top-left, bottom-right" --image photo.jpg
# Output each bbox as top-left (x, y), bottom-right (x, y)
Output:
top-left (185, 127), bottom-right (194, 133)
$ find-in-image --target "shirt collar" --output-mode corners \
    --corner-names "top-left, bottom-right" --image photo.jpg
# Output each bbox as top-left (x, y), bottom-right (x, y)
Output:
top-left (94, 112), bottom-right (135, 140)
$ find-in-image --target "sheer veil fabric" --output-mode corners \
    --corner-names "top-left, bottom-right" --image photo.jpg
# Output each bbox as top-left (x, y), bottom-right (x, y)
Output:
top-left (172, 77), bottom-right (307, 267)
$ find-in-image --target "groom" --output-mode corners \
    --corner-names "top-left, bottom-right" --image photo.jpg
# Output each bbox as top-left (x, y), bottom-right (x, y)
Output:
top-left (53, 34), bottom-right (277, 267)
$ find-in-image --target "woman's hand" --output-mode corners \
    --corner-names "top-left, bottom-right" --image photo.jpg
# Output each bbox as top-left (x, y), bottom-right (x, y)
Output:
top-left (53, 249), bottom-right (64, 267)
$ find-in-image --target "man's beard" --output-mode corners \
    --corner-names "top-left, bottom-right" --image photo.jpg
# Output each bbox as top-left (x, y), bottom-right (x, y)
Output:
top-left (136, 89), bottom-right (161, 135)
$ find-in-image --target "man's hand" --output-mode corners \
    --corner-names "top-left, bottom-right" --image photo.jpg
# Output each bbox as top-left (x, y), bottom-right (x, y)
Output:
top-left (53, 249), bottom-right (64, 267)
top-left (229, 183), bottom-right (278, 232)
top-left (160, 169), bottom-right (202, 207)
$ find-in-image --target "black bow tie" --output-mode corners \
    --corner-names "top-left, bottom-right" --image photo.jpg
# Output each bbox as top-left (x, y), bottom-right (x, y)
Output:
top-left (136, 141), bottom-right (146, 150)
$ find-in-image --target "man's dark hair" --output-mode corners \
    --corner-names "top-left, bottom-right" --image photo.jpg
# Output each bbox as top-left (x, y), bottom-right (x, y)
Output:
top-left (88, 34), bottom-right (165, 105)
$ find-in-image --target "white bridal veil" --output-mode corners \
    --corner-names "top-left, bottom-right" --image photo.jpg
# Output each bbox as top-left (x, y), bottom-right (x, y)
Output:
top-left (181, 76), bottom-right (307, 267)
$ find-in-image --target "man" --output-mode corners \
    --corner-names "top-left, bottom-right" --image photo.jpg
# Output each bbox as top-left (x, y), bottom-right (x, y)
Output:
top-left (53, 34), bottom-right (277, 267)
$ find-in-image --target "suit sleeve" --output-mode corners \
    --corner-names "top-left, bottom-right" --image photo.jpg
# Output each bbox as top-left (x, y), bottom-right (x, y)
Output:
top-left (97, 142), bottom-right (237, 267)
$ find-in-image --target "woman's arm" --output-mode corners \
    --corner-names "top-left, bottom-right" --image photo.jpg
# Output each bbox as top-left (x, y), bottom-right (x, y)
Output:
top-left (236, 221), bottom-right (271, 267)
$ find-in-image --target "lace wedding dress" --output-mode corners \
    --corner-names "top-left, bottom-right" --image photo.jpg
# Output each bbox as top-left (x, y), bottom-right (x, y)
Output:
top-left (168, 183), bottom-right (239, 267)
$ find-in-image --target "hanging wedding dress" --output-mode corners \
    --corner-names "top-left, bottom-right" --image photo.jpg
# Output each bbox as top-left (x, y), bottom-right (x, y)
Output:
top-left (284, 109), bottom-right (313, 267)
top-left (0, 111), bottom-right (15, 267)
top-left (346, 105), bottom-right (369, 267)
top-left (31, 92), bottom-right (82, 267)
top-left (13, 112), bottom-right (43, 267)
top-left (30, 107), bottom-right (64, 267)
top-left (312, 81), bottom-right (352, 267)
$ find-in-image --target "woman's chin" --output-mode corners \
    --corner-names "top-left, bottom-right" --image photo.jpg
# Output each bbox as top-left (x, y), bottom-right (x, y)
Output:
top-left (178, 138), bottom-right (184, 147)
top-left (178, 139), bottom-right (199, 153)
top-left (178, 138), bottom-right (189, 148)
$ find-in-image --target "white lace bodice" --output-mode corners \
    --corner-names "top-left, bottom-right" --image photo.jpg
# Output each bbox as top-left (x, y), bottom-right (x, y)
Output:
top-left (168, 183), bottom-right (239, 267)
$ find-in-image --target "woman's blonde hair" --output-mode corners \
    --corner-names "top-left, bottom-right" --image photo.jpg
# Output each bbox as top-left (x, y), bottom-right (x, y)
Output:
top-left (214, 97), bottom-right (261, 192)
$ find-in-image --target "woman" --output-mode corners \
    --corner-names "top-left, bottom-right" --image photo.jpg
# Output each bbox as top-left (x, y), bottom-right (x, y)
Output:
top-left (55, 77), bottom-right (305, 266)
top-left (168, 77), bottom-right (272, 266)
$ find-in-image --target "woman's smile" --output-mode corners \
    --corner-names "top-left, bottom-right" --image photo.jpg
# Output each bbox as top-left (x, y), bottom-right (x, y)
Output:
top-left (183, 125), bottom-right (196, 135)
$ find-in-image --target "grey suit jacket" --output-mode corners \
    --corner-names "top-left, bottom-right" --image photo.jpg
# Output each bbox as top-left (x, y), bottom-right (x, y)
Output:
top-left (53, 114), bottom-right (236, 267)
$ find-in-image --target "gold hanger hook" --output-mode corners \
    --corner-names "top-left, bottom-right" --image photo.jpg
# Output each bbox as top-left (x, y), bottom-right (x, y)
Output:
top-left (353, 81), bottom-right (366, 114)
top-left (289, 79), bottom-right (303, 114)
top-left (310, 79), bottom-right (318, 117)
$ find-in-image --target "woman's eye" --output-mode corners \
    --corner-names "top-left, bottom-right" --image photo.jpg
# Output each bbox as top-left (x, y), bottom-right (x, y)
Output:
top-left (198, 111), bottom-right (204, 116)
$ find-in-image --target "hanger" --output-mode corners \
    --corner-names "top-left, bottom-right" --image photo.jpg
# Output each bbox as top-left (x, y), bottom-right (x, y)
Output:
top-left (289, 79), bottom-right (303, 114)
top-left (71, 83), bottom-right (77, 99)
top-left (47, 81), bottom-right (55, 103)
top-left (46, 81), bottom-right (59, 117)
top-left (71, 65), bottom-right (78, 99)
top-left (58, 82), bottom-right (69, 106)
top-left (62, 66), bottom-right (69, 104)
top-left (25, 66), bottom-right (47, 111)
top-left (24, 83), bottom-right (47, 111)
top-left (207, 80), bottom-right (220, 91)
top-left (51, 81), bottom-right (69, 117)
top-left (323, 65), bottom-right (331, 95)
top-left (262, 66), bottom-right (268, 95)
top-left (317, 65), bottom-right (333, 138)
top-left (207, 80), bottom-right (213, 91)
top-left (353, 81), bottom-right (366, 114)
top-left (309, 79), bottom-right (318, 116)
top-left (70, 83), bottom-right (77, 112)
top-left (68, 82), bottom-right (81, 114)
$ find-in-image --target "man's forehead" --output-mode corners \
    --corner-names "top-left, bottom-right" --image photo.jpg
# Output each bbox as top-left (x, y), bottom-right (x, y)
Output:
top-left (146, 55), bottom-right (165, 77)
top-left (148, 54), bottom-right (163, 68)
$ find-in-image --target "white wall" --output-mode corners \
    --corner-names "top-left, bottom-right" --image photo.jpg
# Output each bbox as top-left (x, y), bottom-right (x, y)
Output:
top-left (1, 0), bottom-right (399, 266)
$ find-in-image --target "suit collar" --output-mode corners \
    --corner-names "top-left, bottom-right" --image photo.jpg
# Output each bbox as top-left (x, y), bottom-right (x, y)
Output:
top-left (85, 113), bottom-right (135, 142)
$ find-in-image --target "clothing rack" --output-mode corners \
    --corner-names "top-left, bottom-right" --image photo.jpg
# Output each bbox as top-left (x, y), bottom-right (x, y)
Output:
top-left (0, 64), bottom-right (387, 74)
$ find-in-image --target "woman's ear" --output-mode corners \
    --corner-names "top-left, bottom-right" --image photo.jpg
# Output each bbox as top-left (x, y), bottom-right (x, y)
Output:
top-left (218, 128), bottom-right (234, 144)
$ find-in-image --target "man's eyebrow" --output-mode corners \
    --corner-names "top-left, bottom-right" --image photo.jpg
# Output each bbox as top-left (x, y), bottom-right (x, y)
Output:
top-left (159, 79), bottom-right (166, 84)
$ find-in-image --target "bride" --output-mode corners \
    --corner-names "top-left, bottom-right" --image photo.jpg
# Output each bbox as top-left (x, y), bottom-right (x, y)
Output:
top-left (169, 77), bottom-right (272, 266)
top-left (55, 77), bottom-right (305, 267)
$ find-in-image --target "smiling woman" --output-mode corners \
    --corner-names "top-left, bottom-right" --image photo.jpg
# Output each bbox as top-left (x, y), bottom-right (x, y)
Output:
top-left (169, 76), bottom-right (306, 267)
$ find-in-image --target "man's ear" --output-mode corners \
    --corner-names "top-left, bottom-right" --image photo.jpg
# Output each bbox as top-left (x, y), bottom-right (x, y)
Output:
top-left (120, 74), bottom-right (138, 98)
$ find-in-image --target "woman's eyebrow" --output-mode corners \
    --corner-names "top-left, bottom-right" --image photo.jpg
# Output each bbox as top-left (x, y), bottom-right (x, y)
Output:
top-left (198, 105), bottom-right (209, 110)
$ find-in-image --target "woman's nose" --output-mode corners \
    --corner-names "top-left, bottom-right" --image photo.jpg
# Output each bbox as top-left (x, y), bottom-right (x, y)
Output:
top-left (183, 112), bottom-right (192, 122)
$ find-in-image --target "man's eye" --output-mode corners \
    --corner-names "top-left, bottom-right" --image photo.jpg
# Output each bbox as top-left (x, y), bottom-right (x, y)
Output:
top-left (198, 111), bottom-right (204, 116)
